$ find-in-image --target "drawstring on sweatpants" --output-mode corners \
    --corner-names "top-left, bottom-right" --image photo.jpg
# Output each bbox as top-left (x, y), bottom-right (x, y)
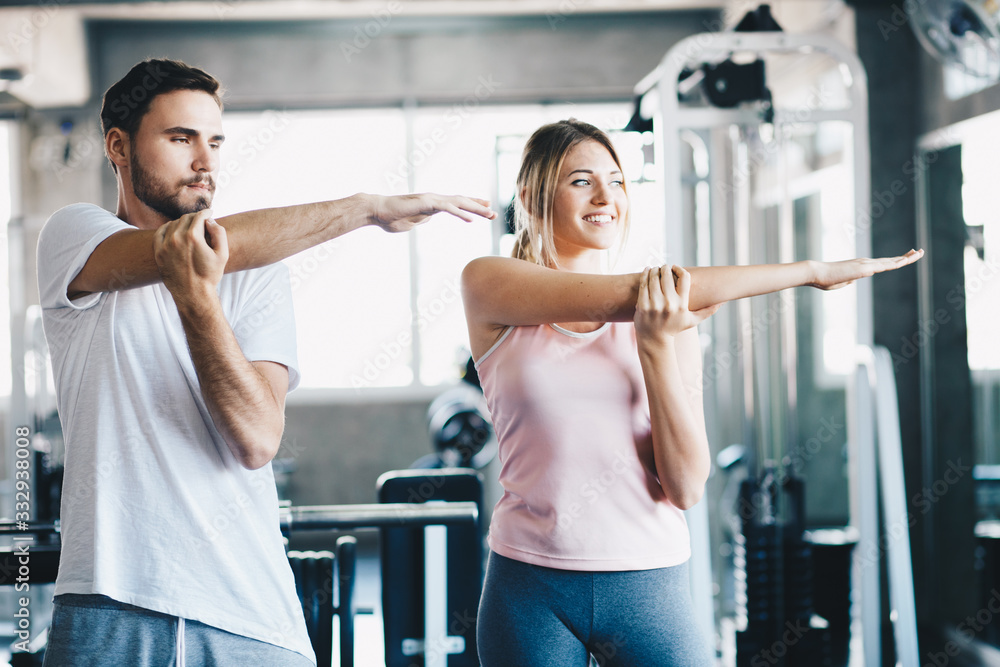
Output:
top-left (176, 617), bottom-right (186, 667)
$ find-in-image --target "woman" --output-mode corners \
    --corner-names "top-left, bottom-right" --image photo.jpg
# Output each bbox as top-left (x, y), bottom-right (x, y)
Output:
top-left (461, 119), bottom-right (921, 666)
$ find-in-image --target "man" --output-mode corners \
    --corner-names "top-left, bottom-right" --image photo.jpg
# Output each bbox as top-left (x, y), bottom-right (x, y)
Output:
top-left (36, 58), bottom-right (494, 665)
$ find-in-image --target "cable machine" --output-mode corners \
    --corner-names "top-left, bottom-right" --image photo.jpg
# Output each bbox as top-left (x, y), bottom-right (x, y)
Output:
top-left (630, 6), bottom-right (917, 665)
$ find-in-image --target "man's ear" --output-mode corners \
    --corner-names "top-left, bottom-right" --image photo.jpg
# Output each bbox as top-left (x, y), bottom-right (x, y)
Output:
top-left (105, 128), bottom-right (129, 172)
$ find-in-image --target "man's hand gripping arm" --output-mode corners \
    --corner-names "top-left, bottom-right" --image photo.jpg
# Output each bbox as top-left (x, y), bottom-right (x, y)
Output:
top-left (154, 209), bottom-right (288, 470)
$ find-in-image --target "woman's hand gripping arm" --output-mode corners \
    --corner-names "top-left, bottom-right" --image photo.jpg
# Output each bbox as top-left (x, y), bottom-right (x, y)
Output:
top-left (633, 266), bottom-right (719, 510)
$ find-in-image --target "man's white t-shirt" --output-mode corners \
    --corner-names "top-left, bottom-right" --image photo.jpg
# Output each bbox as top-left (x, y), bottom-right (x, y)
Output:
top-left (37, 203), bottom-right (315, 663)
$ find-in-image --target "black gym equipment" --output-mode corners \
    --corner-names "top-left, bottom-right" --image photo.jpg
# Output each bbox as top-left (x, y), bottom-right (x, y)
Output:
top-left (628, 4), bottom-right (925, 661)
top-left (281, 501), bottom-right (480, 666)
top-left (288, 540), bottom-right (356, 667)
top-left (732, 468), bottom-right (834, 667)
top-left (718, 445), bottom-right (853, 667)
top-left (0, 499), bottom-right (480, 666)
top-left (377, 469), bottom-right (484, 667)
top-left (414, 366), bottom-right (496, 471)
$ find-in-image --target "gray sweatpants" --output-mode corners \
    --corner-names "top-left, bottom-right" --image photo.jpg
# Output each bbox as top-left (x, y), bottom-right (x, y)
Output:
top-left (478, 552), bottom-right (714, 667)
top-left (42, 594), bottom-right (315, 667)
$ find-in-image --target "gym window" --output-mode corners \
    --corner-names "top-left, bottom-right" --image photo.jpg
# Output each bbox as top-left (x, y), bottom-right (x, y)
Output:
top-left (213, 102), bottom-right (658, 394)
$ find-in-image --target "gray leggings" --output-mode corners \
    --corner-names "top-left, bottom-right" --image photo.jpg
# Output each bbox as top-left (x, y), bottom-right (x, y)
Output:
top-left (477, 552), bottom-right (714, 667)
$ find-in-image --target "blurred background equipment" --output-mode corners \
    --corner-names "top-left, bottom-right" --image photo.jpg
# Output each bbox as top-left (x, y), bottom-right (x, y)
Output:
top-left (628, 5), bottom-right (918, 664)
top-left (908, 0), bottom-right (1000, 82)
top-left (416, 364), bottom-right (496, 471)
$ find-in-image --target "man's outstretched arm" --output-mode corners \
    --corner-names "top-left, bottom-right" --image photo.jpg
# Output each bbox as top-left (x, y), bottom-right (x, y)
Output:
top-left (68, 193), bottom-right (495, 300)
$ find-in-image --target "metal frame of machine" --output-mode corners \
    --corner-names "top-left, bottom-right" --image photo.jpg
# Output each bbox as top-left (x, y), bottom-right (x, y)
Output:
top-left (633, 28), bottom-right (918, 666)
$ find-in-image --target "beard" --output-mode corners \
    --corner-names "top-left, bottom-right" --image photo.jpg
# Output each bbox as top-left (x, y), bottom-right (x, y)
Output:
top-left (130, 148), bottom-right (215, 221)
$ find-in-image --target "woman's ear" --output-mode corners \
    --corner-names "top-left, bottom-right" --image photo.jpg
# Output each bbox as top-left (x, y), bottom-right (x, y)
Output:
top-left (518, 186), bottom-right (532, 216)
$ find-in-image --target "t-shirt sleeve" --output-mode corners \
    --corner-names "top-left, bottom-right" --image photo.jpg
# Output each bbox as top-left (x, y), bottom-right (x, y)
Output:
top-left (232, 263), bottom-right (301, 392)
top-left (37, 203), bottom-right (132, 311)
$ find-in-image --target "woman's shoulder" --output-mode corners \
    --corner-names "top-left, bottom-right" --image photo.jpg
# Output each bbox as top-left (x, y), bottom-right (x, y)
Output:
top-left (461, 256), bottom-right (536, 296)
top-left (462, 255), bottom-right (530, 276)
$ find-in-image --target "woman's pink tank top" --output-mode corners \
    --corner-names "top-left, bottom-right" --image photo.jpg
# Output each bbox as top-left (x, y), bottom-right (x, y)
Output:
top-left (475, 322), bottom-right (691, 571)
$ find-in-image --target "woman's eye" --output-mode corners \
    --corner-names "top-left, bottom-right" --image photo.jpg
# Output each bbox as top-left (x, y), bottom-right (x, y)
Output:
top-left (572, 179), bottom-right (589, 186)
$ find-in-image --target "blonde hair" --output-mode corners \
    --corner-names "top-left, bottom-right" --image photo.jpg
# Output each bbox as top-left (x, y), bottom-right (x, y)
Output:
top-left (512, 119), bottom-right (630, 268)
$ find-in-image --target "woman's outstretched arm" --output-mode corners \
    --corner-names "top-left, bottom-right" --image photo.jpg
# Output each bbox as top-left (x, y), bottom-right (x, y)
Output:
top-left (685, 249), bottom-right (924, 306)
top-left (461, 250), bottom-right (922, 358)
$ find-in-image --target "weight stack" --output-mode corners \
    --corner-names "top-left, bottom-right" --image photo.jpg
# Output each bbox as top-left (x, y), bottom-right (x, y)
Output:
top-left (808, 529), bottom-right (856, 667)
top-left (736, 477), bottom-right (784, 667)
top-left (288, 550), bottom-right (335, 667)
top-left (782, 476), bottom-right (832, 666)
top-left (735, 473), bottom-right (834, 667)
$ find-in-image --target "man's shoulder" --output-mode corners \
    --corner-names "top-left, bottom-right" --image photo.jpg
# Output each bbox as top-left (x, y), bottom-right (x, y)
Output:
top-left (46, 203), bottom-right (113, 224)
top-left (36, 204), bottom-right (130, 308)
top-left (40, 203), bottom-right (124, 241)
